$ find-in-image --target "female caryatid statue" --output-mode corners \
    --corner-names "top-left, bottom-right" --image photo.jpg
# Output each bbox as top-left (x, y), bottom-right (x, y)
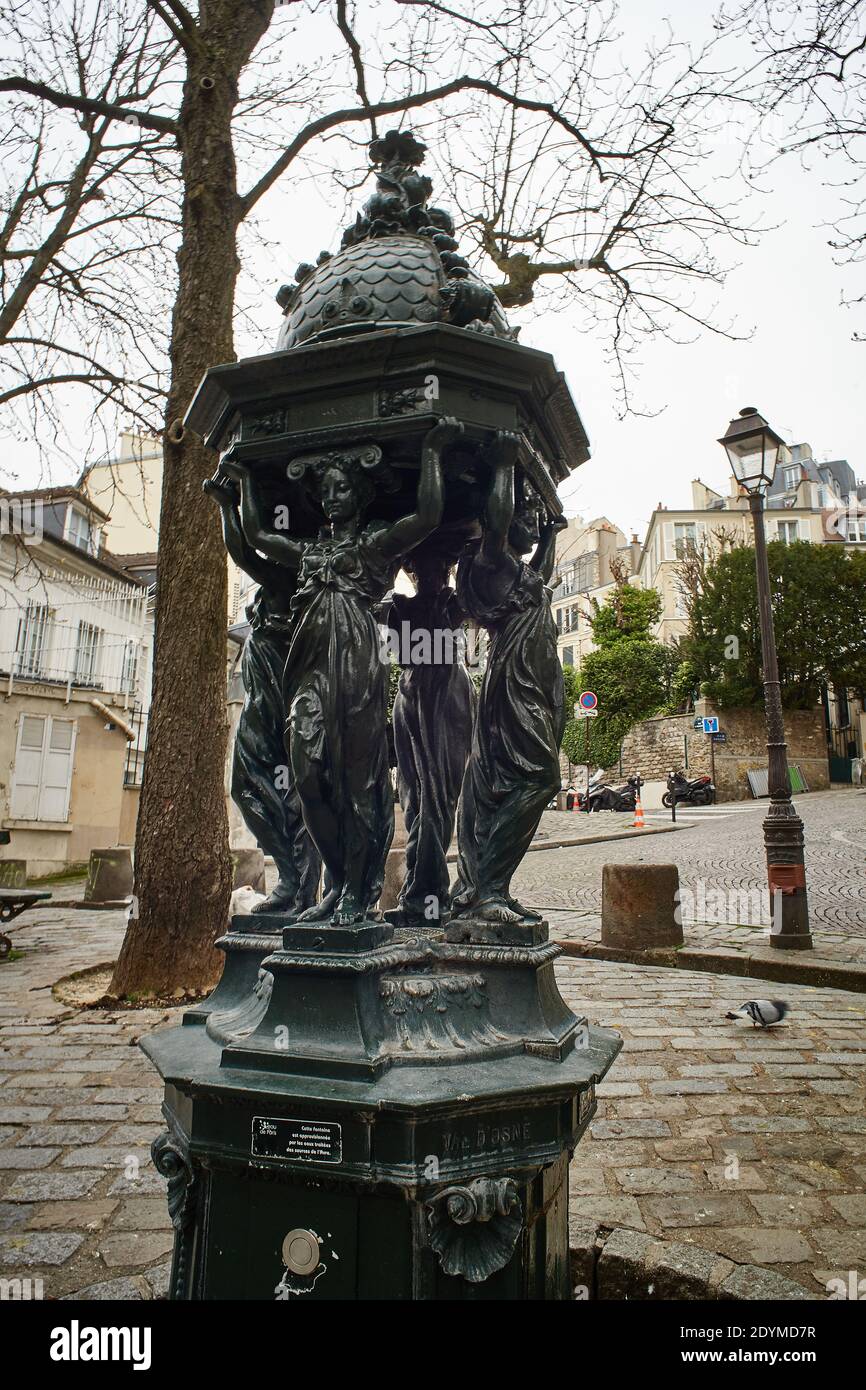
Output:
top-left (204, 475), bottom-right (321, 917)
top-left (387, 535), bottom-right (475, 929)
top-left (453, 430), bottom-right (567, 925)
top-left (224, 418), bottom-right (462, 927)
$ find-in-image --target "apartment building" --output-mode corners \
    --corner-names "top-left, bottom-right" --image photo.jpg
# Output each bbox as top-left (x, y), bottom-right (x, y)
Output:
top-left (0, 487), bottom-right (152, 875)
top-left (638, 443), bottom-right (866, 770)
top-left (639, 445), bottom-right (866, 644)
top-left (80, 430), bottom-right (255, 624)
top-left (550, 516), bottom-right (642, 667)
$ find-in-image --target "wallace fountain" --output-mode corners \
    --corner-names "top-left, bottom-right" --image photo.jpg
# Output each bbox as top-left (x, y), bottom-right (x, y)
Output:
top-left (143, 131), bottom-right (621, 1300)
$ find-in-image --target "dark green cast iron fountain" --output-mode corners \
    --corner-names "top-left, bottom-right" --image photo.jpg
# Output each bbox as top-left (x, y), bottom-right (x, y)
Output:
top-left (143, 131), bottom-right (620, 1301)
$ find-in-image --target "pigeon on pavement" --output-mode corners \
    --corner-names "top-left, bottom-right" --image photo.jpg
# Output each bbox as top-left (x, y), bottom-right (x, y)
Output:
top-left (725, 999), bottom-right (789, 1028)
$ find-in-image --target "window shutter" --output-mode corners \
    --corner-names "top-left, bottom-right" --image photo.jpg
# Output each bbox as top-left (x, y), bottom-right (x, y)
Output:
top-left (39, 719), bottom-right (76, 821)
top-left (9, 715), bottom-right (76, 822)
top-left (10, 715), bottom-right (46, 819)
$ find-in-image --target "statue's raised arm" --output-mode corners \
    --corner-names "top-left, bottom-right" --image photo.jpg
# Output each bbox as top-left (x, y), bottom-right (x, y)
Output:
top-left (377, 417), bottom-right (462, 562)
top-left (203, 473), bottom-right (274, 588)
top-left (220, 459), bottom-right (304, 571)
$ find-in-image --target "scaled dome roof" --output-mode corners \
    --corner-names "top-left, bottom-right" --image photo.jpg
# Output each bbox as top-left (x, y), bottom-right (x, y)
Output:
top-left (275, 130), bottom-right (515, 351)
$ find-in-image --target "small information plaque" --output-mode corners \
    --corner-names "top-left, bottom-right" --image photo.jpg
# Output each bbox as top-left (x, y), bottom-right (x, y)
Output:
top-left (251, 1115), bottom-right (342, 1164)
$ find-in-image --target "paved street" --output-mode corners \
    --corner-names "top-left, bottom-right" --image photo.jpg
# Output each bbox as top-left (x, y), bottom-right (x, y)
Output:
top-left (563, 957), bottom-right (866, 1296)
top-left (0, 789), bottom-right (863, 1300)
top-left (520, 789), bottom-right (866, 945)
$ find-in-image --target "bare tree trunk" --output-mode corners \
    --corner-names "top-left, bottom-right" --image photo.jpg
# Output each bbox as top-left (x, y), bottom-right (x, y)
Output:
top-left (111, 5), bottom-right (271, 996)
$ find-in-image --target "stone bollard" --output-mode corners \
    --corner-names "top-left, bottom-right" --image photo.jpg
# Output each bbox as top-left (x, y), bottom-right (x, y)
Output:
top-left (230, 847), bottom-right (266, 894)
top-left (601, 863), bottom-right (683, 950)
top-left (84, 847), bottom-right (134, 903)
top-left (0, 859), bottom-right (27, 889)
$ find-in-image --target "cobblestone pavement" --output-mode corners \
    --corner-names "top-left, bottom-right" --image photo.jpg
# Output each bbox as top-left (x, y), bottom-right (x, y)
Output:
top-left (561, 956), bottom-right (866, 1296)
top-left (0, 798), bottom-right (863, 1300)
top-left (549, 913), bottom-right (866, 972)
top-left (518, 789), bottom-right (866, 946)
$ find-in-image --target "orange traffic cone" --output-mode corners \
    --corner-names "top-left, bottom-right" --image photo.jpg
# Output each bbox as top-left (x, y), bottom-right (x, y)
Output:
top-left (632, 795), bottom-right (646, 829)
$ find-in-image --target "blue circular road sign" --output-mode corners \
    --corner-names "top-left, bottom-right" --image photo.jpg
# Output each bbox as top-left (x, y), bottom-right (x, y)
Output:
top-left (578, 690), bottom-right (598, 710)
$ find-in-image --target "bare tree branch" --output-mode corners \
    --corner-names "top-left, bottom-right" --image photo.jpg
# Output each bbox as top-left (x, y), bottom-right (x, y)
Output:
top-left (335, 0), bottom-right (377, 139)
top-left (0, 77), bottom-right (179, 133)
top-left (239, 76), bottom-right (674, 215)
top-left (144, 0), bottom-right (200, 54)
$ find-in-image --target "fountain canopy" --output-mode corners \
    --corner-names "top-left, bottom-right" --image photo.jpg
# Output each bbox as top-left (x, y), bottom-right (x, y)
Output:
top-left (275, 129), bottom-right (515, 349)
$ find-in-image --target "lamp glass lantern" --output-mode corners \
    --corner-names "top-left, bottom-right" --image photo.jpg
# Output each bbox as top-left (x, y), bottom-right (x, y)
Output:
top-left (718, 406), bottom-right (785, 494)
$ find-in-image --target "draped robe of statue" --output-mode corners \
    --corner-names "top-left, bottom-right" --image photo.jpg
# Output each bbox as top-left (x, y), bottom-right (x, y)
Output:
top-left (453, 443), bottom-right (565, 923)
top-left (285, 523), bottom-right (397, 917)
top-left (232, 587), bottom-right (322, 913)
top-left (388, 562), bottom-right (474, 927)
top-left (206, 482), bottom-right (321, 916)
top-left (223, 420), bottom-right (461, 926)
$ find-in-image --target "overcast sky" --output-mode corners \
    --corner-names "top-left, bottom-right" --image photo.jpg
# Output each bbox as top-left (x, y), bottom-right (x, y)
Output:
top-left (8, 0), bottom-right (864, 542)
top-left (543, 1), bottom-right (865, 536)
top-left (254, 0), bottom-right (865, 538)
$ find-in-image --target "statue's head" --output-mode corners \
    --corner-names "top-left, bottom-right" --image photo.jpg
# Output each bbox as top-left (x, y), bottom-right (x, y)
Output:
top-left (509, 480), bottom-right (544, 555)
top-left (403, 520), bottom-right (476, 592)
top-left (288, 446), bottom-right (386, 524)
top-left (320, 465), bottom-right (371, 523)
top-left (403, 547), bottom-right (451, 595)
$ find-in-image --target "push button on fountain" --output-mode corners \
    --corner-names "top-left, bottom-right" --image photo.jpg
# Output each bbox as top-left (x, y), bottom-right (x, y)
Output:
top-left (282, 1228), bottom-right (320, 1276)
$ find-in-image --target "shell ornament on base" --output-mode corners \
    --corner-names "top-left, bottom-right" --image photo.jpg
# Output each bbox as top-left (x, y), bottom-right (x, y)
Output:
top-left (426, 1176), bottom-right (523, 1283)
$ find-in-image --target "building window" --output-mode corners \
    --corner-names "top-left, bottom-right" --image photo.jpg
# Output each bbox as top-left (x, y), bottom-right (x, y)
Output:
top-left (121, 639), bottom-right (139, 695)
top-left (557, 565), bottom-right (575, 596)
top-left (562, 647), bottom-right (574, 667)
top-left (556, 607), bottom-right (563, 633)
top-left (73, 621), bottom-right (103, 686)
top-left (14, 603), bottom-right (52, 678)
top-left (817, 484), bottom-right (839, 509)
top-left (562, 604), bottom-right (580, 634)
top-left (673, 522), bottom-right (697, 559)
top-left (847, 514), bottom-right (866, 542)
top-left (777, 520), bottom-right (799, 544)
top-left (10, 714), bottom-right (76, 822)
top-left (64, 506), bottom-right (95, 554)
top-left (575, 555), bottom-right (595, 590)
top-left (783, 466), bottom-right (800, 491)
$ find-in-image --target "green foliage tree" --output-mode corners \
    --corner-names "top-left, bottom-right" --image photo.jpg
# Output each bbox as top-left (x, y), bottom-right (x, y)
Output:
top-left (561, 710), bottom-right (628, 773)
top-left (561, 662), bottom-right (581, 717)
top-left (560, 564), bottom-right (673, 770)
top-left (682, 541), bottom-right (866, 709)
top-left (589, 582), bottom-right (661, 645)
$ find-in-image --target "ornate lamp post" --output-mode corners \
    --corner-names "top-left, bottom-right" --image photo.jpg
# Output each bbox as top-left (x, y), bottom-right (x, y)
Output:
top-left (718, 406), bottom-right (812, 950)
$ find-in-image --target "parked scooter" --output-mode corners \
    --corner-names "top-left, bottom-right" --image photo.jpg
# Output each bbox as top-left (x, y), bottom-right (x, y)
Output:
top-left (662, 769), bottom-right (715, 808)
top-left (576, 768), bottom-right (606, 810)
top-left (586, 774), bottom-right (643, 813)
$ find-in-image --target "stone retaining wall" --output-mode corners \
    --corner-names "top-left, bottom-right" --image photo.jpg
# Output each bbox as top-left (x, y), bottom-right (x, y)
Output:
top-left (594, 701), bottom-right (829, 803)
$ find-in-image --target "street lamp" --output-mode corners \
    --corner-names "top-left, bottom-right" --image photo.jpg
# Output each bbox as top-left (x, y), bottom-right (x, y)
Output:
top-left (718, 407), bottom-right (812, 949)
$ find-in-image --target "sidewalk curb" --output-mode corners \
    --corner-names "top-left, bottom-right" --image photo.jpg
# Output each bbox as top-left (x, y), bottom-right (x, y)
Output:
top-left (571, 1224), bottom-right (815, 1301)
top-left (445, 822), bottom-right (684, 862)
top-left (555, 938), bottom-right (866, 994)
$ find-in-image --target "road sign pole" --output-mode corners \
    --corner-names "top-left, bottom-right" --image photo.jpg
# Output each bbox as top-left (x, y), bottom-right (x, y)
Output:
top-left (584, 715), bottom-right (591, 812)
